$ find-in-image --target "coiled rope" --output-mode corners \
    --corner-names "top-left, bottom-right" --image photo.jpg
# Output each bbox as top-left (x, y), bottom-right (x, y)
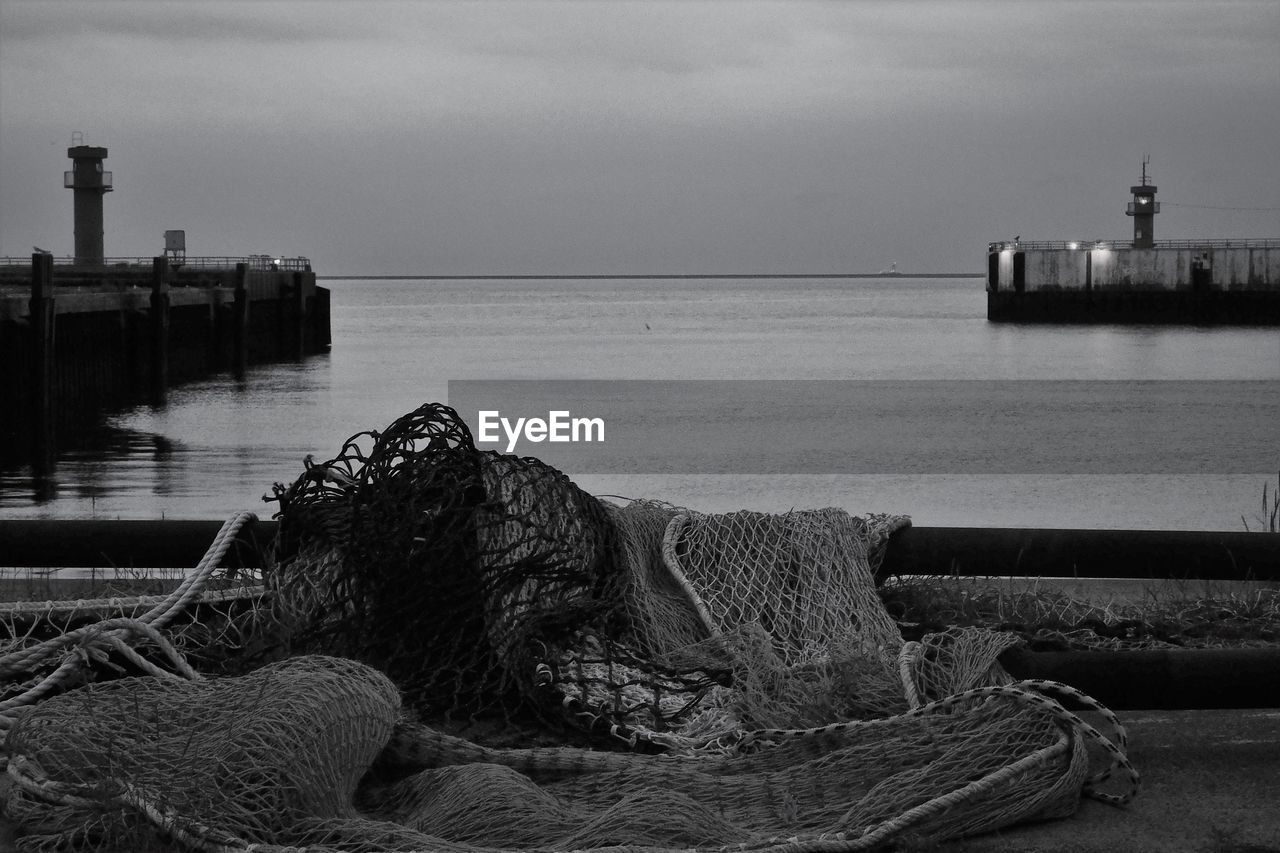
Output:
top-left (0, 510), bottom-right (258, 732)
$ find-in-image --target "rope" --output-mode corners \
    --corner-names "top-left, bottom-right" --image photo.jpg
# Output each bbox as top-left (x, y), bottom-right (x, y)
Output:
top-left (840, 731), bottom-right (1072, 850)
top-left (0, 617), bottom-right (195, 679)
top-left (0, 511), bottom-right (258, 731)
top-left (1002, 678), bottom-right (1137, 803)
top-left (659, 513), bottom-right (723, 638)
top-left (897, 641), bottom-right (922, 709)
top-left (140, 511), bottom-right (259, 630)
top-left (736, 678), bottom-right (1139, 807)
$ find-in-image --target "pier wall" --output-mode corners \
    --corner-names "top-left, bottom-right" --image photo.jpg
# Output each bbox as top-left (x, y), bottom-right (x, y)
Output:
top-left (987, 241), bottom-right (1280, 323)
top-left (0, 258), bottom-right (330, 468)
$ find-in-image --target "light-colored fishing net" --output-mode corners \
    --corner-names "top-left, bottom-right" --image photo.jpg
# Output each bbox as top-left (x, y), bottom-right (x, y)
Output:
top-left (0, 402), bottom-right (1139, 852)
top-left (6, 655), bottom-right (398, 852)
top-left (0, 512), bottom-right (271, 734)
top-left (5, 653), bottom-right (1130, 853)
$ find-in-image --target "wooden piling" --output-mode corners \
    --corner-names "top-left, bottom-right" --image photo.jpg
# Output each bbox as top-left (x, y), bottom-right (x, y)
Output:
top-left (205, 280), bottom-right (220, 375)
top-left (150, 256), bottom-right (170, 403)
top-left (232, 262), bottom-right (249, 379)
top-left (29, 253), bottom-right (56, 475)
top-left (314, 285), bottom-right (331, 352)
top-left (290, 271), bottom-right (306, 359)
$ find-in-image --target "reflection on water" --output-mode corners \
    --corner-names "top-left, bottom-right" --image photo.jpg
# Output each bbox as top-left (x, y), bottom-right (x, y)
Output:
top-left (2, 278), bottom-right (1278, 526)
top-left (0, 422), bottom-right (183, 510)
top-left (0, 357), bottom-right (334, 514)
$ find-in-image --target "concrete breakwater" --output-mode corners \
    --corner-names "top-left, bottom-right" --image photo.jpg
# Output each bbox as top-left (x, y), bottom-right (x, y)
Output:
top-left (986, 239), bottom-right (1280, 324)
top-left (0, 254), bottom-right (330, 471)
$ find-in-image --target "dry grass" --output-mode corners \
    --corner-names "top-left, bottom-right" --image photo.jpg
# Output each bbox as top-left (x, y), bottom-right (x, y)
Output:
top-left (3, 567), bottom-right (1276, 654)
top-left (1241, 471), bottom-right (1280, 533)
top-left (0, 566), bottom-right (258, 604)
top-left (0, 569), bottom-right (184, 603)
top-left (883, 472), bottom-right (1280, 651)
top-left (879, 573), bottom-right (1280, 650)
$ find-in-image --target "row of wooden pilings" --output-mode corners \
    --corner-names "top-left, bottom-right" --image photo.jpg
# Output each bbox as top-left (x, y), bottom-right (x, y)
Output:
top-left (13, 253), bottom-right (328, 475)
top-left (986, 287), bottom-right (1280, 324)
top-left (26, 254), bottom-right (303, 407)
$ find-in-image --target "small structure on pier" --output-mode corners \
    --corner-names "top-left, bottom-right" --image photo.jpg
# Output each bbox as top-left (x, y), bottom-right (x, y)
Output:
top-left (164, 230), bottom-right (187, 265)
top-left (987, 162), bottom-right (1279, 324)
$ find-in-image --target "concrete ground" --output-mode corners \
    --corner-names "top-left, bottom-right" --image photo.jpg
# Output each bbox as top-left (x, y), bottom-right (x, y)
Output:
top-left (937, 708), bottom-right (1280, 853)
top-left (2, 709), bottom-right (1278, 852)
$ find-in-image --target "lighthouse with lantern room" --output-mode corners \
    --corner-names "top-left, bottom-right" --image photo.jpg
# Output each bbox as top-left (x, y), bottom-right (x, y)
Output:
top-left (63, 132), bottom-right (113, 265)
top-left (1126, 156), bottom-right (1159, 249)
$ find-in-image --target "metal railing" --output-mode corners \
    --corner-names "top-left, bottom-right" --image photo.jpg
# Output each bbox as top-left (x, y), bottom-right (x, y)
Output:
top-left (988, 238), bottom-right (1280, 252)
top-left (0, 255), bottom-right (311, 271)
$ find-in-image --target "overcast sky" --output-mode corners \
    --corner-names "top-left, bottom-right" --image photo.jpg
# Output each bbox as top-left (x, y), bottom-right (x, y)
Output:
top-left (2, 0), bottom-right (1277, 275)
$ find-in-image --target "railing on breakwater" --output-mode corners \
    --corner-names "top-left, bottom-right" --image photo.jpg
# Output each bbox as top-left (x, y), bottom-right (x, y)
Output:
top-left (987, 237), bottom-right (1280, 252)
top-left (0, 255), bottom-right (312, 272)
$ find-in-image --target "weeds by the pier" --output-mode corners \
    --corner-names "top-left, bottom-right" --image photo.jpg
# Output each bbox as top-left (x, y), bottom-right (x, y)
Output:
top-left (0, 565), bottom-right (259, 603)
top-left (878, 573), bottom-right (1280, 650)
top-left (1241, 471), bottom-right (1280, 533)
top-left (883, 472), bottom-right (1280, 650)
top-left (0, 566), bottom-right (182, 603)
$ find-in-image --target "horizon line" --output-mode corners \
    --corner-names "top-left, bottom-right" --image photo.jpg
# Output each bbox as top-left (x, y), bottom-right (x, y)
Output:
top-left (317, 273), bottom-right (984, 280)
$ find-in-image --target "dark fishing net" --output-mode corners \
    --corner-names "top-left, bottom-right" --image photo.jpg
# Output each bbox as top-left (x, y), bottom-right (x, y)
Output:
top-left (257, 405), bottom-right (930, 746)
top-left (263, 402), bottom-right (624, 725)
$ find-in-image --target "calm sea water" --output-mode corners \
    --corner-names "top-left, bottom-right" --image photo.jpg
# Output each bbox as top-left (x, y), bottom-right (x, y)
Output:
top-left (3, 277), bottom-right (1278, 529)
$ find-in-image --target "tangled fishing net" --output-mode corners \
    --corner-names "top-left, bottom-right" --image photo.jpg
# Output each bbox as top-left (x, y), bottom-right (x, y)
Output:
top-left (0, 402), bottom-right (1139, 852)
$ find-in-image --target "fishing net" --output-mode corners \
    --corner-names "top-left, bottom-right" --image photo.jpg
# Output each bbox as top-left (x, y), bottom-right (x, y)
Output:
top-left (0, 401), bottom-right (1140, 852)
top-left (263, 401), bottom-right (621, 723)
top-left (5, 654), bottom-right (1104, 853)
top-left (3, 654), bottom-right (1134, 853)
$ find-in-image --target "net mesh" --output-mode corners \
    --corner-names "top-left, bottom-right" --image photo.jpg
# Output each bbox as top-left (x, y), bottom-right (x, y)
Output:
top-left (0, 401), bottom-right (1139, 852)
top-left (263, 401), bottom-right (621, 724)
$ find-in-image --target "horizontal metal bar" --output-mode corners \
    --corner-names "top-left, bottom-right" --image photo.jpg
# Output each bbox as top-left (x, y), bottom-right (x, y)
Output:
top-left (1, 521), bottom-right (1276, 582)
top-left (999, 646), bottom-right (1280, 709)
top-left (0, 519), bottom-right (277, 570)
top-left (880, 526), bottom-right (1280, 582)
top-left (2, 520), bottom-right (1277, 711)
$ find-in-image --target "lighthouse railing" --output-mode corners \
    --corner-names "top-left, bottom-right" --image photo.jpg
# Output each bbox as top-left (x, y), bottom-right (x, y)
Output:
top-left (988, 237), bottom-right (1279, 252)
top-left (0, 255), bottom-right (312, 271)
